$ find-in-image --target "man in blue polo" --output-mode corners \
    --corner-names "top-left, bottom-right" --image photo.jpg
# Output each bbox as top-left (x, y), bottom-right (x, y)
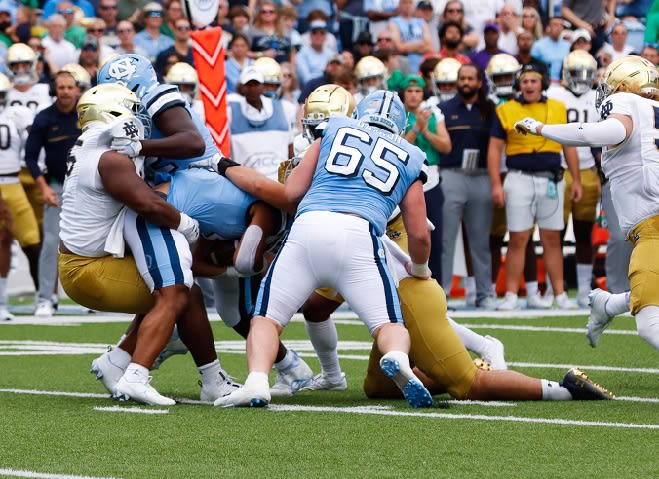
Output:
top-left (439, 63), bottom-right (496, 310)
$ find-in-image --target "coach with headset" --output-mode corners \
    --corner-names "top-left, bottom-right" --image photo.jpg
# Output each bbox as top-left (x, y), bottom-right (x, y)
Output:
top-left (486, 63), bottom-right (583, 311)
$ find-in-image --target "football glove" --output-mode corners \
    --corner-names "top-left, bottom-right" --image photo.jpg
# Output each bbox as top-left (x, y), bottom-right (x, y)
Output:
top-left (514, 117), bottom-right (543, 135)
top-left (177, 213), bottom-right (200, 243)
top-left (111, 137), bottom-right (142, 157)
top-left (278, 159), bottom-right (296, 184)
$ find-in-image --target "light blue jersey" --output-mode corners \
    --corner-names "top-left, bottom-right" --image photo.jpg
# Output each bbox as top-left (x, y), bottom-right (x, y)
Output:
top-left (142, 83), bottom-right (221, 184)
top-left (296, 116), bottom-right (426, 236)
top-left (167, 168), bottom-right (259, 239)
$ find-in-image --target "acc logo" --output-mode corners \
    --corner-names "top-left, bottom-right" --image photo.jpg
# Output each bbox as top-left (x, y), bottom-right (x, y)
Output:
top-left (600, 100), bottom-right (613, 119)
top-left (107, 57), bottom-right (137, 81)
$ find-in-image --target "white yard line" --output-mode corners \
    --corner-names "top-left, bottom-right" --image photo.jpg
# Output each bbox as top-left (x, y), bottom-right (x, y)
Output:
top-left (93, 406), bottom-right (169, 415)
top-left (0, 469), bottom-right (119, 479)
top-left (269, 404), bottom-right (659, 429)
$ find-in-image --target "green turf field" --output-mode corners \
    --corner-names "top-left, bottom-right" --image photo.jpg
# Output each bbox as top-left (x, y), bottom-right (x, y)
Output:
top-left (0, 310), bottom-right (657, 479)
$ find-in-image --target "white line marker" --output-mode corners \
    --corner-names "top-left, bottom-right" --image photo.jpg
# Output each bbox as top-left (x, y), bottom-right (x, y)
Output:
top-left (269, 404), bottom-right (659, 429)
top-left (0, 388), bottom-right (108, 399)
top-left (94, 406), bottom-right (169, 415)
top-left (0, 468), bottom-right (119, 479)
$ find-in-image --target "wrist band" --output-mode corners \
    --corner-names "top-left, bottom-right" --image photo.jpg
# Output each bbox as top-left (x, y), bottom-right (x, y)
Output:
top-left (411, 261), bottom-right (430, 278)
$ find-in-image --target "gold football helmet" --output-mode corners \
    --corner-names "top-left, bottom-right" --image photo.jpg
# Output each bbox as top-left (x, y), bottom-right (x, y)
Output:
top-left (302, 84), bottom-right (355, 141)
top-left (254, 57), bottom-right (283, 98)
top-left (164, 62), bottom-right (198, 104)
top-left (354, 56), bottom-right (387, 95)
top-left (6, 43), bottom-right (37, 86)
top-left (432, 57), bottom-right (462, 102)
top-left (60, 63), bottom-right (92, 92)
top-left (486, 54), bottom-right (520, 99)
top-left (596, 55), bottom-right (659, 109)
top-left (77, 84), bottom-right (143, 131)
top-left (562, 50), bottom-right (597, 95)
top-left (0, 73), bottom-right (10, 109)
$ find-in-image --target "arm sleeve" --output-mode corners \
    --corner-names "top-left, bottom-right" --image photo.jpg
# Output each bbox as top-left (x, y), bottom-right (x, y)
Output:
top-left (541, 118), bottom-right (628, 147)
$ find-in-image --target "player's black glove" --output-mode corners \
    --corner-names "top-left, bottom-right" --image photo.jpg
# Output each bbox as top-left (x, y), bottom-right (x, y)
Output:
top-left (216, 157), bottom-right (240, 176)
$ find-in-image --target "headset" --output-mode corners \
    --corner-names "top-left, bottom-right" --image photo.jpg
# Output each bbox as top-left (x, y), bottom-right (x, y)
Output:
top-left (513, 63), bottom-right (550, 92)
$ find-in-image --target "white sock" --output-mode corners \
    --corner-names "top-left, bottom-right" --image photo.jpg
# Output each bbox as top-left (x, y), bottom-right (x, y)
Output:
top-left (448, 317), bottom-right (486, 355)
top-left (606, 291), bottom-right (631, 316)
top-left (0, 277), bottom-right (7, 306)
top-left (198, 359), bottom-right (220, 385)
top-left (274, 349), bottom-right (295, 371)
top-left (634, 306), bottom-right (659, 350)
top-left (576, 263), bottom-right (593, 297)
top-left (108, 346), bottom-right (132, 370)
top-left (305, 319), bottom-right (341, 379)
top-left (526, 280), bottom-right (538, 297)
top-left (464, 276), bottom-right (476, 295)
top-left (491, 283), bottom-right (497, 297)
top-left (244, 371), bottom-right (269, 391)
top-left (124, 363), bottom-right (149, 382)
top-left (541, 379), bottom-right (572, 400)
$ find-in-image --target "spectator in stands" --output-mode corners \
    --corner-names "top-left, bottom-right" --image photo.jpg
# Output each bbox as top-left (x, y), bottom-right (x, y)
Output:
top-left (641, 43), bottom-right (659, 65)
top-left (85, 18), bottom-right (115, 60)
top-left (294, 0), bottom-right (332, 34)
top-left (520, 6), bottom-right (543, 41)
top-left (41, 13), bottom-right (78, 69)
top-left (415, 1), bottom-right (439, 51)
top-left (278, 6), bottom-right (302, 54)
top-left (78, 34), bottom-right (100, 84)
top-left (296, 19), bottom-right (332, 86)
top-left (300, 10), bottom-right (337, 55)
top-left (336, 0), bottom-right (369, 53)
top-left (352, 30), bottom-right (374, 64)
top-left (226, 32), bottom-right (252, 94)
top-left (365, 0), bottom-right (399, 45)
top-left (43, 0), bottom-right (94, 20)
top-left (530, 15), bottom-right (571, 83)
top-left (463, 0), bottom-right (501, 49)
top-left (470, 22), bottom-right (507, 72)
top-left (134, 2), bottom-right (174, 64)
top-left (228, 6), bottom-right (250, 38)
top-left (439, 0), bottom-right (479, 53)
top-left (437, 21), bottom-right (470, 64)
top-left (96, 0), bottom-right (119, 48)
top-left (389, 0), bottom-right (433, 74)
top-left (249, 1), bottom-right (293, 64)
top-left (515, 30), bottom-right (544, 68)
top-left (561, 0), bottom-right (615, 55)
top-left (497, 3), bottom-right (522, 55)
top-left (570, 28), bottom-right (593, 53)
top-left (161, 0), bottom-right (184, 40)
top-left (280, 61), bottom-right (300, 104)
top-left (599, 20), bottom-right (637, 62)
top-left (155, 17), bottom-right (194, 81)
top-left (116, 0), bottom-right (149, 24)
top-left (114, 19), bottom-right (148, 57)
top-left (58, 1), bottom-right (86, 49)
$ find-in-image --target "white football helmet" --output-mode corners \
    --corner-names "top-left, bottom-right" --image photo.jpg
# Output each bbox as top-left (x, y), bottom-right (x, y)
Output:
top-left (562, 50), bottom-right (597, 95)
top-left (253, 57), bottom-right (283, 98)
top-left (432, 58), bottom-right (462, 102)
top-left (302, 84), bottom-right (355, 141)
top-left (60, 63), bottom-right (92, 92)
top-left (77, 83), bottom-right (145, 137)
top-left (6, 43), bottom-right (37, 86)
top-left (164, 62), bottom-right (198, 104)
top-left (354, 56), bottom-right (387, 96)
top-left (596, 55), bottom-right (659, 109)
top-left (486, 54), bottom-right (521, 99)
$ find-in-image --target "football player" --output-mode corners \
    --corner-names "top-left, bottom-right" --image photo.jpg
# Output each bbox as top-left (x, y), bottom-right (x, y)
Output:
top-left (486, 53), bottom-right (520, 104)
top-left (353, 55), bottom-right (387, 104)
top-left (515, 55), bottom-right (659, 351)
top-left (164, 61), bottom-right (204, 121)
top-left (546, 50), bottom-right (600, 308)
top-left (428, 57), bottom-right (461, 105)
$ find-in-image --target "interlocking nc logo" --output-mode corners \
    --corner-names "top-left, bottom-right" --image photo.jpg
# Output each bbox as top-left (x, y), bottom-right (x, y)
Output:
top-left (123, 121), bottom-right (140, 139)
top-left (107, 57), bottom-right (137, 81)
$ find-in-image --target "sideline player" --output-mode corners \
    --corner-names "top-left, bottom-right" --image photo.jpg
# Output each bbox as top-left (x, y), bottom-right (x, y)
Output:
top-left (514, 55), bottom-right (659, 351)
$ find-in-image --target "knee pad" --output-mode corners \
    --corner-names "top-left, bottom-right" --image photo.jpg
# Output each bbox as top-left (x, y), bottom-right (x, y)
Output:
top-left (635, 306), bottom-right (659, 350)
top-left (234, 225), bottom-right (264, 276)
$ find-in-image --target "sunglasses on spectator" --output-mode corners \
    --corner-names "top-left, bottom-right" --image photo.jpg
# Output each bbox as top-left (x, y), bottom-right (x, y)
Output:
top-left (283, 73), bottom-right (292, 78)
top-left (117, 28), bottom-right (134, 33)
top-left (176, 25), bottom-right (191, 31)
top-left (88, 28), bottom-right (105, 33)
top-left (99, 4), bottom-right (117, 9)
top-left (446, 8), bottom-right (463, 13)
top-left (260, 9), bottom-right (276, 14)
top-left (145, 11), bottom-right (163, 17)
top-left (81, 45), bottom-right (98, 51)
top-left (58, 8), bottom-right (74, 14)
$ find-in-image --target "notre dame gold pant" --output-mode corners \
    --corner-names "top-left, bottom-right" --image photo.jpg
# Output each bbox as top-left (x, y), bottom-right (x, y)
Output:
top-left (628, 215), bottom-right (659, 315)
top-left (58, 251), bottom-right (154, 314)
top-left (0, 182), bottom-right (40, 247)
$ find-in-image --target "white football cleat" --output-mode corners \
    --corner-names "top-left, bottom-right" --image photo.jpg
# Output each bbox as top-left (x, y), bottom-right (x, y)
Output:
top-left (113, 373), bottom-right (175, 406)
top-left (497, 293), bottom-right (519, 311)
top-left (199, 368), bottom-right (242, 403)
top-left (481, 335), bottom-right (507, 370)
top-left (0, 306), bottom-right (15, 321)
top-left (213, 385), bottom-right (270, 408)
top-left (91, 347), bottom-right (127, 394)
top-left (586, 288), bottom-right (614, 348)
top-left (151, 326), bottom-right (188, 370)
top-left (526, 292), bottom-right (552, 309)
top-left (555, 292), bottom-right (577, 310)
top-left (379, 351), bottom-right (433, 408)
top-left (34, 299), bottom-right (54, 317)
top-left (299, 372), bottom-right (348, 391)
top-left (270, 350), bottom-right (313, 397)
